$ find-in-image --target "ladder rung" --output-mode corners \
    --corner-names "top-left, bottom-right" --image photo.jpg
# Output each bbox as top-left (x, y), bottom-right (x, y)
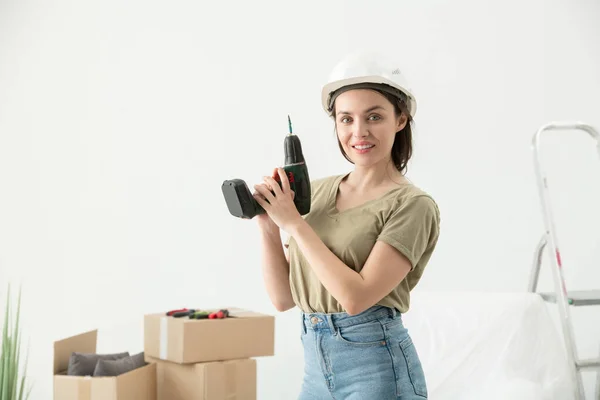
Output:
top-left (577, 358), bottom-right (600, 370)
top-left (538, 290), bottom-right (600, 306)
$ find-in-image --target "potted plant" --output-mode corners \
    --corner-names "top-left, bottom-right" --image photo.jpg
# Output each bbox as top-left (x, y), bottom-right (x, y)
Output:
top-left (0, 284), bottom-right (31, 400)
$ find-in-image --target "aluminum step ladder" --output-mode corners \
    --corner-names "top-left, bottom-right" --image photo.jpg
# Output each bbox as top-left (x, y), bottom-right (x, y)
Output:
top-left (528, 122), bottom-right (600, 400)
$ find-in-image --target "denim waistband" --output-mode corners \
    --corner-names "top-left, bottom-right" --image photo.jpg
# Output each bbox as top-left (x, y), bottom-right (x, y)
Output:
top-left (301, 305), bottom-right (397, 331)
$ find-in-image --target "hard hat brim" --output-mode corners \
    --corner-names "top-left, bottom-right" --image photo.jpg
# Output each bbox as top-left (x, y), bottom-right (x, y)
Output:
top-left (322, 75), bottom-right (417, 118)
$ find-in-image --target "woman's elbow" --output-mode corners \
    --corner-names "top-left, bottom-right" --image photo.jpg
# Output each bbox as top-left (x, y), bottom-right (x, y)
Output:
top-left (343, 299), bottom-right (369, 316)
top-left (273, 299), bottom-right (295, 312)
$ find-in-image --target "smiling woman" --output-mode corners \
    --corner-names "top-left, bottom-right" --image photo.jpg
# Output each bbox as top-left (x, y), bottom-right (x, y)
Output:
top-left (334, 90), bottom-right (413, 175)
top-left (253, 51), bottom-right (440, 400)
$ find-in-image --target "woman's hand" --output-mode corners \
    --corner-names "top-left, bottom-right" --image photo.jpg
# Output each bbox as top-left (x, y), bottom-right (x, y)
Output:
top-left (253, 169), bottom-right (281, 237)
top-left (253, 167), bottom-right (303, 234)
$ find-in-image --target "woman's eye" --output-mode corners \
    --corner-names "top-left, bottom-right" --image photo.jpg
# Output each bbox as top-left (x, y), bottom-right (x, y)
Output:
top-left (368, 115), bottom-right (381, 121)
top-left (340, 117), bottom-right (351, 123)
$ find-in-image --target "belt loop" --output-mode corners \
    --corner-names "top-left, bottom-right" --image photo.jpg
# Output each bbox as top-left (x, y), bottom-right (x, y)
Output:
top-left (301, 313), bottom-right (306, 334)
top-left (325, 314), bottom-right (335, 332)
top-left (390, 307), bottom-right (396, 318)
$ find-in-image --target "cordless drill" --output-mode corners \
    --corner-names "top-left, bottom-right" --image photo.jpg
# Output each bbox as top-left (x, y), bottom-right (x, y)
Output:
top-left (221, 116), bottom-right (311, 219)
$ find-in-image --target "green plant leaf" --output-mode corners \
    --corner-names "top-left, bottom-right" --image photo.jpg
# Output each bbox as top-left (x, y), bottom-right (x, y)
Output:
top-left (0, 284), bottom-right (32, 400)
top-left (1, 284), bottom-right (11, 399)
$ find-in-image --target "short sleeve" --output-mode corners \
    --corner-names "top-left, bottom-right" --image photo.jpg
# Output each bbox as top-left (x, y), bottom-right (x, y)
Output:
top-left (377, 195), bottom-right (440, 270)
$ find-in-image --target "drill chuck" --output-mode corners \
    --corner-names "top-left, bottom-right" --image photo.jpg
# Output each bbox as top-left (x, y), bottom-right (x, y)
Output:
top-left (284, 134), bottom-right (305, 165)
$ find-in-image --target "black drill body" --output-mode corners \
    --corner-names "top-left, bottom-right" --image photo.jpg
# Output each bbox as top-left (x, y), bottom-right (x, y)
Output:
top-left (222, 133), bottom-right (311, 219)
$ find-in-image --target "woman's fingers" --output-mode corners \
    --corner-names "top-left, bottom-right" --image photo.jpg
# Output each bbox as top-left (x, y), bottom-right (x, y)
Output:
top-left (254, 183), bottom-right (275, 203)
top-left (263, 176), bottom-right (283, 196)
top-left (253, 191), bottom-right (269, 209)
top-left (276, 168), bottom-right (291, 193)
top-left (254, 168), bottom-right (293, 209)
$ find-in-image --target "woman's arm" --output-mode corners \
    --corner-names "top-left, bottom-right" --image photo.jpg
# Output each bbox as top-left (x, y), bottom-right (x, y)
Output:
top-left (259, 227), bottom-right (296, 312)
top-left (289, 220), bottom-right (411, 315)
top-left (253, 169), bottom-right (435, 316)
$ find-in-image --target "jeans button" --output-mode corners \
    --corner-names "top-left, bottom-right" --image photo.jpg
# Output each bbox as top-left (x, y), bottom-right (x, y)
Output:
top-left (311, 316), bottom-right (319, 324)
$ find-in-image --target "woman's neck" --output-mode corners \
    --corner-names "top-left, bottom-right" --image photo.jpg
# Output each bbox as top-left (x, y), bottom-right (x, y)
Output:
top-left (344, 161), bottom-right (408, 192)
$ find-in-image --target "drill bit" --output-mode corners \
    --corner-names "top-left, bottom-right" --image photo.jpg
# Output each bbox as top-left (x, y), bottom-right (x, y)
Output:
top-left (288, 114), bottom-right (293, 135)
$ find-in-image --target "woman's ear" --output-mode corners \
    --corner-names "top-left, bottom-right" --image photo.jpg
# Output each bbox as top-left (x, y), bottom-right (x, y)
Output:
top-left (396, 113), bottom-right (408, 131)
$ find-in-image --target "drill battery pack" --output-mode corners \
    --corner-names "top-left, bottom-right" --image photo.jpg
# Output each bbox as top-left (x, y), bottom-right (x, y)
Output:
top-left (222, 179), bottom-right (259, 219)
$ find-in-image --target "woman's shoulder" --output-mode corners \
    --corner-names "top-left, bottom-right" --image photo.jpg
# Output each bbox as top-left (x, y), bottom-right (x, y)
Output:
top-left (392, 181), bottom-right (440, 219)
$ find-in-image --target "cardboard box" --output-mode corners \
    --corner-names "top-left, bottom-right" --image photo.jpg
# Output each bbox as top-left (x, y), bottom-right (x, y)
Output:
top-left (53, 330), bottom-right (157, 400)
top-left (144, 307), bottom-right (275, 364)
top-left (146, 355), bottom-right (256, 400)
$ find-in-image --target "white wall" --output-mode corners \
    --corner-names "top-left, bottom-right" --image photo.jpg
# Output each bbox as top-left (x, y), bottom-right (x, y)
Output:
top-left (1, 0), bottom-right (599, 398)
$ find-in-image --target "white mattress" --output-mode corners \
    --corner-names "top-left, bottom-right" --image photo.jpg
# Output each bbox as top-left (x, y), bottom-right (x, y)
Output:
top-left (403, 291), bottom-right (575, 400)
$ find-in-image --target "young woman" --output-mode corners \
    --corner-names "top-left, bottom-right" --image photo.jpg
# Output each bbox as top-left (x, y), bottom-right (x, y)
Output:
top-left (253, 52), bottom-right (441, 399)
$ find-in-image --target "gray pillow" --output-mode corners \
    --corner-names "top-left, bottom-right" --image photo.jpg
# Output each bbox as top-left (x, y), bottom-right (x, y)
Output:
top-left (93, 352), bottom-right (147, 377)
top-left (67, 351), bottom-right (130, 376)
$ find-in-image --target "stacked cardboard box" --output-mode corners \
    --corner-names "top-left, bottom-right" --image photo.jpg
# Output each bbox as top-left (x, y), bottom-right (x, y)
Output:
top-left (53, 330), bottom-right (157, 400)
top-left (52, 307), bottom-right (275, 400)
top-left (143, 307), bottom-right (275, 400)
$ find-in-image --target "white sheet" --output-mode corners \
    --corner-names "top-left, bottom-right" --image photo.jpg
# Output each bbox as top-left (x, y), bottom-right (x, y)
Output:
top-left (403, 291), bottom-right (575, 400)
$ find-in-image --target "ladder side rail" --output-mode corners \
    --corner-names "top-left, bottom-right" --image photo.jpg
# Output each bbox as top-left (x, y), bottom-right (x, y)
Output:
top-left (531, 121), bottom-right (600, 398)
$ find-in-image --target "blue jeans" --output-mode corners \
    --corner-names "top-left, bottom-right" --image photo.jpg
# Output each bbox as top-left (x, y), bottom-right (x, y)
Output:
top-left (298, 305), bottom-right (428, 399)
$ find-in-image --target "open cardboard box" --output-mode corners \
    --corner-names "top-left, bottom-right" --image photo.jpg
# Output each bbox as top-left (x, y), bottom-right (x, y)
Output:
top-left (53, 329), bottom-right (157, 400)
top-left (144, 307), bottom-right (275, 364)
top-left (146, 355), bottom-right (256, 400)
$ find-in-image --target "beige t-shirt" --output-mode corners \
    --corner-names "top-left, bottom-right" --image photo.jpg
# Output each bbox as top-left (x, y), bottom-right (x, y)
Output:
top-left (285, 173), bottom-right (441, 314)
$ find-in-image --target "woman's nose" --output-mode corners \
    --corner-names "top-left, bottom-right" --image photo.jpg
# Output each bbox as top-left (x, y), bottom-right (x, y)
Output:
top-left (353, 122), bottom-right (368, 137)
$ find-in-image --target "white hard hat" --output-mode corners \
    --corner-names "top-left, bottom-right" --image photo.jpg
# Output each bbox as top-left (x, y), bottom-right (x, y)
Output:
top-left (321, 51), bottom-right (417, 117)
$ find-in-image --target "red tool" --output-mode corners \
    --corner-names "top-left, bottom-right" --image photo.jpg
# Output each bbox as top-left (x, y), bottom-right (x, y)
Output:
top-left (209, 309), bottom-right (229, 319)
